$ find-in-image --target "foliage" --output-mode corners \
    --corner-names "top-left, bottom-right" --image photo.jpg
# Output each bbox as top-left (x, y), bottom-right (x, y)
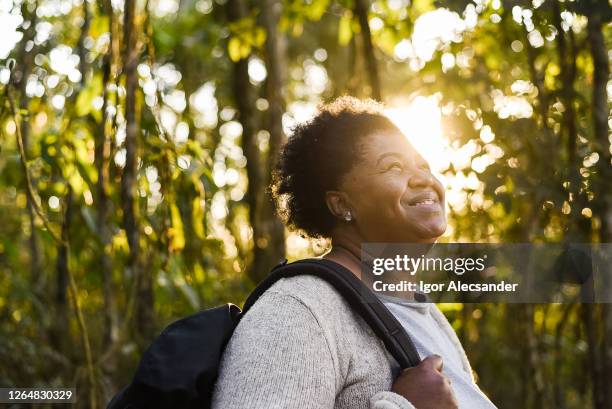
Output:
top-left (0, 0), bottom-right (610, 407)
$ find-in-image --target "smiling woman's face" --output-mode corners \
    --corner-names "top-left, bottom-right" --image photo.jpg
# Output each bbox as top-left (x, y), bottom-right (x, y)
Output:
top-left (338, 130), bottom-right (447, 243)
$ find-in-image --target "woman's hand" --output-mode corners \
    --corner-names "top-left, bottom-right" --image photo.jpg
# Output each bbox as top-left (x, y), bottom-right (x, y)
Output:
top-left (391, 355), bottom-right (458, 409)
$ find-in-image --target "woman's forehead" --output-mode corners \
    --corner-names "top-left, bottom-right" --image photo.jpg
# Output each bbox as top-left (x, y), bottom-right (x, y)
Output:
top-left (361, 131), bottom-right (420, 159)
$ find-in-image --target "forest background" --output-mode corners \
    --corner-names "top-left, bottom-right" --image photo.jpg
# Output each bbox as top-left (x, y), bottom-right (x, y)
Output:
top-left (0, 0), bottom-right (610, 407)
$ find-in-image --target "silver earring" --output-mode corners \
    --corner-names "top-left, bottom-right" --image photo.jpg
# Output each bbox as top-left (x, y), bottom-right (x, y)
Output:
top-left (344, 211), bottom-right (352, 222)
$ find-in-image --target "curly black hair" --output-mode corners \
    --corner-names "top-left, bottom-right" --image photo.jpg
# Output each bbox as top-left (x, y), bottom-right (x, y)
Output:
top-left (270, 96), bottom-right (401, 238)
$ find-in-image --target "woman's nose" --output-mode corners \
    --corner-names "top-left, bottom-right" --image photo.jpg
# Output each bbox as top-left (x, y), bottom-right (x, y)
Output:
top-left (408, 169), bottom-right (435, 188)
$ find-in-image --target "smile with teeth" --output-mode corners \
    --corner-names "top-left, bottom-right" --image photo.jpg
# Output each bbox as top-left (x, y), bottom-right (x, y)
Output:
top-left (407, 192), bottom-right (440, 207)
top-left (413, 198), bottom-right (437, 206)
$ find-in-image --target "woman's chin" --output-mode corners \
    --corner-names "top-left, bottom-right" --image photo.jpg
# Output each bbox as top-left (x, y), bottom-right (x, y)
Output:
top-left (412, 220), bottom-right (447, 242)
top-left (383, 221), bottom-right (446, 243)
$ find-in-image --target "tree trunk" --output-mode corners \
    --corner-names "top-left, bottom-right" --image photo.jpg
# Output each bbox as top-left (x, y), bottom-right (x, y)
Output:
top-left (509, 8), bottom-right (555, 155)
top-left (259, 0), bottom-right (286, 280)
top-left (587, 9), bottom-right (612, 408)
top-left (61, 189), bottom-right (97, 408)
top-left (122, 0), bottom-right (154, 341)
top-left (353, 0), bottom-right (381, 100)
top-left (552, 0), bottom-right (578, 164)
top-left (227, 0), bottom-right (277, 283)
top-left (553, 303), bottom-right (575, 408)
top-left (602, 305), bottom-right (612, 409)
top-left (76, 0), bottom-right (91, 85)
top-left (582, 304), bottom-right (605, 409)
top-left (52, 189), bottom-right (73, 357)
top-left (97, 0), bottom-right (118, 349)
top-left (521, 304), bottom-right (545, 408)
top-left (586, 7), bottom-right (612, 244)
top-left (346, 34), bottom-right (362, 97)
top-left (517, 207), bottom-right (546, 407)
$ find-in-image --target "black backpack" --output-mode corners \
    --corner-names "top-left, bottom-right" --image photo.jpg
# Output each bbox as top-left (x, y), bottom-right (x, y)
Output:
top-left (107, 258), bottom-right (420, 409)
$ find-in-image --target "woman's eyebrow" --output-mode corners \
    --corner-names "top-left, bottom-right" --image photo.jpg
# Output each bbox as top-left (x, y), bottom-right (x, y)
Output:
top-left (376, 152), bottom-right (405, 166)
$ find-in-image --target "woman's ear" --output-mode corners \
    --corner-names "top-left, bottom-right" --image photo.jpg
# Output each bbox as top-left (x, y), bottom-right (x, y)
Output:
top-left (325, 190), bottom-right (352, 221)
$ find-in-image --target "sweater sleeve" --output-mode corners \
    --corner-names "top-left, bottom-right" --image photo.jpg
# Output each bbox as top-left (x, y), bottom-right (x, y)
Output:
top-left (370, 391), bottom-right (417, 409)
top-left (211, 291), bottom-right (337, 409)
top-left (211, 289), bottom-right (418, 409)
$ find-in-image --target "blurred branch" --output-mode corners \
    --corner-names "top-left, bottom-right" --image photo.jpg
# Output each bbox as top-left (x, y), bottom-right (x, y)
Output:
top-left (96, 0), bottom-right (119, 352)
top-left (13, 0), bottom-right (44, 286)
top-left (552, 0), bottom-right (578, 164)
top-left (353, 0), bottom-right (381, 100)
top-left (3, 66), bottom-right (64, 245)
top-left (76, 0), bottom-right (91, 86)
top-left (144, 0), bottom-right (175, 291)
top-left (122, 0), bottom-right (155, 342)
top-left (61, 187), bottom-right (97, 409)
top-left (553, 303), bottom-right (577, 407)
top-left (97, 253), bottom-right (155, 367)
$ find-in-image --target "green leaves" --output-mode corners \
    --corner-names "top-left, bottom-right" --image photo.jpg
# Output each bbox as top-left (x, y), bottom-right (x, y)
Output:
top-left (227, 16), bottom-right (266, 62)
top-left (169, 202), bottom-right (186, 252)
top-left (75, 74), bottom-right (103, 119)
top-left (338, 11), bottom-right (354, 45)
top-left (190, 172), bottom-right (206, 240)
top-left (1, 1), bottom-right (609, 405)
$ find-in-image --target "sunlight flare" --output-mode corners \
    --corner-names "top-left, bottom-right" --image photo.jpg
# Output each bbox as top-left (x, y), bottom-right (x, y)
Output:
top-left (384, 95), bottom-right (450, 173)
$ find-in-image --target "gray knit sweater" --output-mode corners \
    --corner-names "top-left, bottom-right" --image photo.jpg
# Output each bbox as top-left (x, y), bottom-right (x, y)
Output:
top-left (212, 274), bottom-right (496, 408)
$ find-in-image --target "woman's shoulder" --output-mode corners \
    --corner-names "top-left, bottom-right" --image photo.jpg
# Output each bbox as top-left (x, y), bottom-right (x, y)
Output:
top-left (265, 274), bottom-right (351, 312)
top-left (242, 273), bottom-right (359, 340)
top-left (253, 273), bottom-right (389, 357)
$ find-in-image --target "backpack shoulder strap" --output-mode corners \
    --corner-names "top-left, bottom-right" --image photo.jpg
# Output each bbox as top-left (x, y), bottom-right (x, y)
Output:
top-left (242, 258), bottom-right (421, 369)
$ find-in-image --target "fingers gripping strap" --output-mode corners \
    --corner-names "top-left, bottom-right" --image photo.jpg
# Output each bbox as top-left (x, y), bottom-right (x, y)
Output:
top-left (243, 259), bottom-right (421, 369)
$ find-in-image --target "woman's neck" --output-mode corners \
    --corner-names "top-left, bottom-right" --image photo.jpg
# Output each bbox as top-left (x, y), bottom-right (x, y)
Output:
top-left (323, 231), bottom-right (423, 301)
top-left (322, 232), bottom-right (365, 279)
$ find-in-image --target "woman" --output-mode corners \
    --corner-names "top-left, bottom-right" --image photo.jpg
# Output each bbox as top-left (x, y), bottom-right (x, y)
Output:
top-left (212, 97), bottom-right (497, 409)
